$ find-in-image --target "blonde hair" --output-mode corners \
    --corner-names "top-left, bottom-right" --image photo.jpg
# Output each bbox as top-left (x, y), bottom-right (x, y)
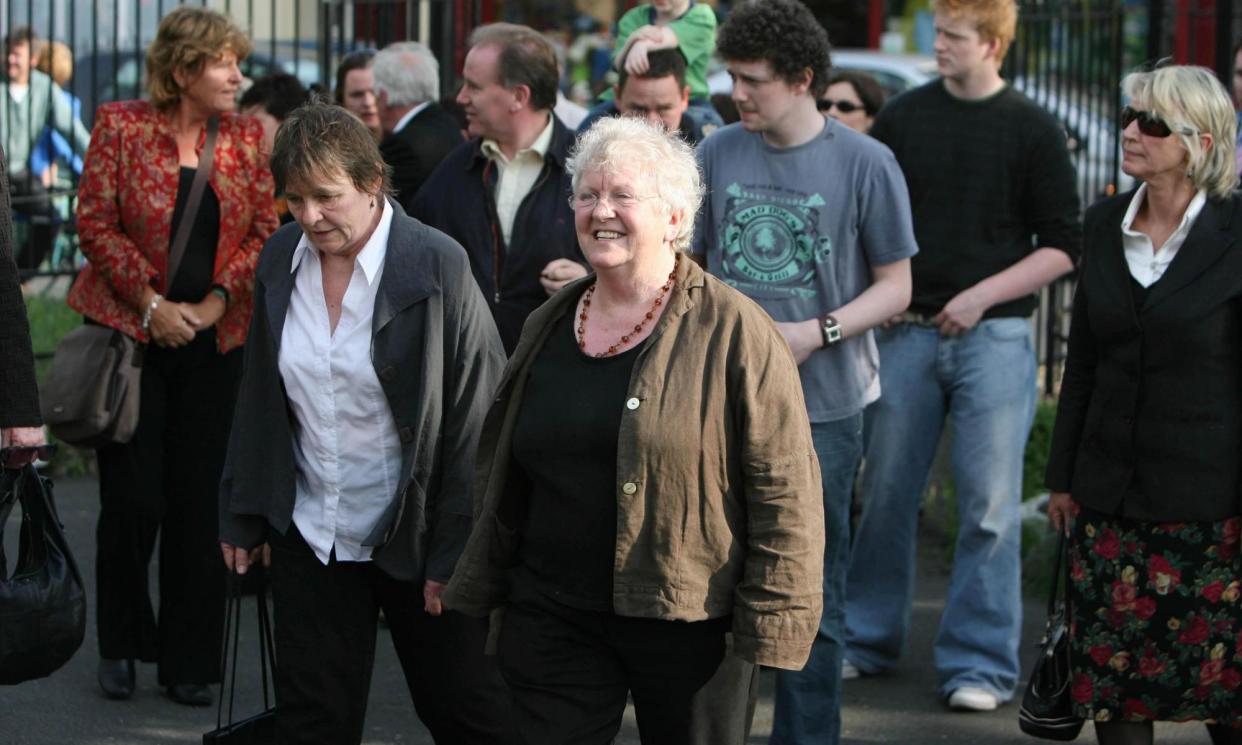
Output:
top-left (33, 40), bottom-right (73, 87)
top-left (567, 117), bottom-right (703, 252)
top-left (1122, 65), bottom-right (1238, 199)
top-left (931, 0), bottom-right (1018, 65)
top-left (145, 6), bottom-right (251, 109)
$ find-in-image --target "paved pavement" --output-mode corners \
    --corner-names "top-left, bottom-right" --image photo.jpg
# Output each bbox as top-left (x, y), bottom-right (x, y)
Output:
top-left (1, 476), bottom-right (1214, 744)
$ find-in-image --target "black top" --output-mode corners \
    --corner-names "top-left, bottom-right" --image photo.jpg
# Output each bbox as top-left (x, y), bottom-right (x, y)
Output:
top-left (1045, 191), bottom-right (1242, 522)
top-left (165, 166), bottom-right (220, 303)
top-left (870, 81), bottom-right (1082, 318)
top-left (0, 146), bottom-right (40, 427)
top-left (509, 305), bottom-right (641, 610)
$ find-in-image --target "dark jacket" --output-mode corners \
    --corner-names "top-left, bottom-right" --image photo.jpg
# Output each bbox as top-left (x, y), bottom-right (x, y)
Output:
top-left (408, 115), bottom-right (582, 354)
top-left (218, 199), bottom-right (506, 583)
top-left (444, 258), bottom-right (825, 670)
top-left (1045, 190), bottom-right (1242, 521)
top-left (380, 102), bottom-right (464, 213)
top-left (0, 145), bottom-right (40, 427)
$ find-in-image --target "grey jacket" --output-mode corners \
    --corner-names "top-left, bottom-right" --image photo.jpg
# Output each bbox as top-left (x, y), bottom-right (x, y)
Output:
top-left (444, 257), bottom-right (825, 670)
top-left (218, 200), bottom-right (506, 583)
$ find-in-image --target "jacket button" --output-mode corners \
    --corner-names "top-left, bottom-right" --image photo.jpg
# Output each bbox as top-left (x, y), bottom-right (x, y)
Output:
top-left (380, 366), bottom-right (396, 382)
top-left (621, 482), bottom-right (638, 495)
top-left (399, 427), bottom-right (413, 443)
top-left (626, 397), bottom-right (640, 410)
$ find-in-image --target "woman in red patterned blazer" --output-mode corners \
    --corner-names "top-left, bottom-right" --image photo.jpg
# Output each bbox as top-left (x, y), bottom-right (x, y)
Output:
top-left (66, 6), bottom-right (278, 706)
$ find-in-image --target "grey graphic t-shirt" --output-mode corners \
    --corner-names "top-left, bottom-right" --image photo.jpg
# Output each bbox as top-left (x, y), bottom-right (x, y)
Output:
top-left (693, 120), bottom-right (918, 422)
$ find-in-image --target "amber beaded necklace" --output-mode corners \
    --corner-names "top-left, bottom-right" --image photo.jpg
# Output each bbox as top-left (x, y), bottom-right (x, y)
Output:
top-left (576, 254), bottom-right (680, 358)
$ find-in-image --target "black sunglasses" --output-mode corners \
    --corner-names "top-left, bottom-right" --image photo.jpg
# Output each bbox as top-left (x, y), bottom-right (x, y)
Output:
top-left (1121, 106), bottom-right (1172, 138)
top-left (818, 99), bottom-right (864, 114)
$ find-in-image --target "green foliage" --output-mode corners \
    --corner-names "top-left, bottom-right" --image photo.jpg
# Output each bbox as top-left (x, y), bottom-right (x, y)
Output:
top-left (22, 294), bottom-right (94, 478)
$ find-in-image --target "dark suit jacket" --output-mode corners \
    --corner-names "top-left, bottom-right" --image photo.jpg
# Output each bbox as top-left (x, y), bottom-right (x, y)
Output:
top-left (0, 145), bottom-right (41, 428)
top-left (218, 198), bottom-right (506, 583)
top-left (1045, 190), bottom-right (1242, 521)
top-left (380, 103), bottom-right (464, 213)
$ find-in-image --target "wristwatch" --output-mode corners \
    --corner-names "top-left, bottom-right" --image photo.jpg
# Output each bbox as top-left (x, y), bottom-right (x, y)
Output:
top-left (820, 313), bottom-right (843, 348)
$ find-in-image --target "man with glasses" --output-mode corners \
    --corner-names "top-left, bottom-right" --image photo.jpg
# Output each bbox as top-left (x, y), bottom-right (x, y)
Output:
top-left (843, 0), bottom-right (1080, 714)
top-left (691, 2), bottom-right (917, 743)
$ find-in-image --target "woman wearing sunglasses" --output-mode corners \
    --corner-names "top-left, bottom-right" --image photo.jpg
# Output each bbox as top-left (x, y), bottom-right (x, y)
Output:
top-left (818, 69), bottom-right (886, 134)
top-left (1046, 64), bottom-right (1242, 745)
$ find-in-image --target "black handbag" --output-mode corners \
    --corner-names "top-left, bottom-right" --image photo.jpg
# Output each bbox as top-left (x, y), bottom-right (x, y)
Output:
top-left (1019, 531), bottom-right (1085, 740)
top-left (203, 572), bottom-right (278, 744)
top-left (0, 464), bottom-right (87, 685)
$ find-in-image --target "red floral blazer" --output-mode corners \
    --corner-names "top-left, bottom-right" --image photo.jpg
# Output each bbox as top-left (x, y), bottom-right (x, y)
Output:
top-left (67, 100), bottom-right (278, 353)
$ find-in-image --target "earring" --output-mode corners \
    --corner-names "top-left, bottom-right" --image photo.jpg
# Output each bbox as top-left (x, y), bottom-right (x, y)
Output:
top-left (370, 198), bottom-right (376, 209)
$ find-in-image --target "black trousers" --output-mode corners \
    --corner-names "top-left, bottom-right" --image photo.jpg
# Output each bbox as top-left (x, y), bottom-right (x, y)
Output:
top-left (267, 524), bottom-right (514, 745)
top-left (497, 586), bottom-right (757, 745)
top-left (95, 331), bottom-right (240, 685)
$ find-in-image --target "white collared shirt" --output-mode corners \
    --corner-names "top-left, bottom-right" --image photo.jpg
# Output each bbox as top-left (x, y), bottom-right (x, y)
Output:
top-left (481, 114), bottom-right (554, 245)
top-left (392, 101), bottom-right (430, 136)
top-left (1121, 183), bottom-right (1208, 287)
top-left (279, 200), bottom-right (401, 564)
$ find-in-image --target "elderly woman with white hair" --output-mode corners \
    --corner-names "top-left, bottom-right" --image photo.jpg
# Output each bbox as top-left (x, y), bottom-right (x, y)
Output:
top-left (444, 116), bottom-right (825, 745)
top-left (1046, 64), bottom-right (1242, 745)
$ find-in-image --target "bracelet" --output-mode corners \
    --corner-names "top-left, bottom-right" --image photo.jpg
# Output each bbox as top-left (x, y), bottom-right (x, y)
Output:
top-left (141, 294), bottom-right (163, 333)
top-left (210, 285), bottom-right (229, 307)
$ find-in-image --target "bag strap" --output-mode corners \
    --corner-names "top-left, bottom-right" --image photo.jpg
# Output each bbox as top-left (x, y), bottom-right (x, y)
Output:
top-left (1046, 531), bottom-right (1073, 619)
top-left (216, 569), bottom-right (278, 729)
top-left (166, 116), bottom-right (218, 291)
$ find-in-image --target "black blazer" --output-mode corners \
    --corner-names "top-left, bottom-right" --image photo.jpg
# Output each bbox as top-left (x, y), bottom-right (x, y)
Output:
top-left (379, 103), bottom-right (464, 213)
top-left (0, 145), bottom-right (41, 428)
top-left (218, 199), bottom-right (506, 583)
top-left (1045, 190), bottom-right (1242, 521)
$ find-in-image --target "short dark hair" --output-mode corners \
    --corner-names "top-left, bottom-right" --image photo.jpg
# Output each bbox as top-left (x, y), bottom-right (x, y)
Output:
top-left (5, 26), bottom-right (35, 49)
top-left (716, 0), bottom-right (833, 97)
top-left (270, 101), bottom-right (390, 197)
top-left (825, 69), bottom-right (886, 116)
top-left (617, 48), bottom-right (688, 93)
top-left (468, 23), bottom-right (558, 112)
top-left (240, 72), bottom-right (308, 121)
top-left (334, 49), bottom-right (375, 105)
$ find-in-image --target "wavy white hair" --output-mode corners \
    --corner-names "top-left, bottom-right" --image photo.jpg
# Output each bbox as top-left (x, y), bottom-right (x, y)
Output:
top-left (371, 41), bottom-right (439, 107)
top-left (567, 117), bottom-right (704, 252)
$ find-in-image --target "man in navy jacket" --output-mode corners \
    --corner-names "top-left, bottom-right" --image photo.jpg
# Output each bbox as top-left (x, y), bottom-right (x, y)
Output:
top-left (410, 23), bottom-right (585, 354)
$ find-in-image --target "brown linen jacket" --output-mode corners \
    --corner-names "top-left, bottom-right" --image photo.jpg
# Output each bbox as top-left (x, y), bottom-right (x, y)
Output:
top-left (443, 256), bottom-right (824, 670)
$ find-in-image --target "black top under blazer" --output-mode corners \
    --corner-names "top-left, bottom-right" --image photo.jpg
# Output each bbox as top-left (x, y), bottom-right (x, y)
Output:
top-left (1045, 189), bottom-right (1242, 522)
top-left (218, 199), bottom-right (506, 584)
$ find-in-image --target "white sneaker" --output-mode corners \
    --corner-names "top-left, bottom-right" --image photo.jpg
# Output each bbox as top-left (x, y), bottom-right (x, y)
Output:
top-left (841, 659), bottom-right (861, 680)
top-left (947, 687), bottom-right (998, 712)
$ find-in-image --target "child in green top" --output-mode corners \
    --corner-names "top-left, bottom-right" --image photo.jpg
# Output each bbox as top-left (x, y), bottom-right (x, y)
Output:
top-left (582, 0), bottom-right (722, 133)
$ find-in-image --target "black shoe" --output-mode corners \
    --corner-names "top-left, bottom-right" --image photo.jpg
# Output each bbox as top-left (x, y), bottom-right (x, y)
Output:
top-left (98, 658), bottom-right (135, 700)
top-left (166, 683), bottom-right (213, 707)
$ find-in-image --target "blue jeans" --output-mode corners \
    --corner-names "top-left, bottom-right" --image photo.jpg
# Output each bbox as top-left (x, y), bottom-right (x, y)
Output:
top-left (771, 413), bottom-right (864, 745)
top-left (844, 319), bottom-right (1036, 702)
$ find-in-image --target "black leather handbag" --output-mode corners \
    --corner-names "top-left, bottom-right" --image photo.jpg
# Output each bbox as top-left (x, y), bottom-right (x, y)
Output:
top-left (203, 572), bottom-right (277, 744)
top-left (0, 464), bottom-right (87, 685)
top-left (1019, 532), bottom-right (1084, 741)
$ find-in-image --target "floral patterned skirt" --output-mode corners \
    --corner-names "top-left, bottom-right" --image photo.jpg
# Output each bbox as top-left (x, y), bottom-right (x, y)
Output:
top-left (1067, 504), bottom-right (1242, 725)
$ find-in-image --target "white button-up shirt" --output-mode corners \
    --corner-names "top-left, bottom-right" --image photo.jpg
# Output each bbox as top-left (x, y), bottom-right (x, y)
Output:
top-left (481, 114), bottom-right (554, 245)
top-left (279, 200), bottom-right (402, 564)
top-left (1121, 183), bottom-right (1207, 288)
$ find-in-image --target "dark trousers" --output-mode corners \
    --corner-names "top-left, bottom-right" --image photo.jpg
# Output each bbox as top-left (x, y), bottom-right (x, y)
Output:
top-left (9, 174), bottom-right (61, 274)
top-left (95, 331), bottom-right (240, 685)
top-left (497, 587), bottom-right (757, 745)
top-left (267, 525), bottom-right (514, 745)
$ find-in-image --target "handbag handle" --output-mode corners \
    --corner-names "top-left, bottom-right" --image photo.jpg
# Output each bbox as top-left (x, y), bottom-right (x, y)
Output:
top-left (166, 116), bottom-right (218, 291)
top-left (1045, 531), bottom-right (1073, 621)
top-left (215, 570), bottom-right (277, 731)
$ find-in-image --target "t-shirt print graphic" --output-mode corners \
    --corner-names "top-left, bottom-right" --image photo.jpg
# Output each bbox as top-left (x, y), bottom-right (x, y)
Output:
top-left (718, 182), bottom-right (832, 300)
